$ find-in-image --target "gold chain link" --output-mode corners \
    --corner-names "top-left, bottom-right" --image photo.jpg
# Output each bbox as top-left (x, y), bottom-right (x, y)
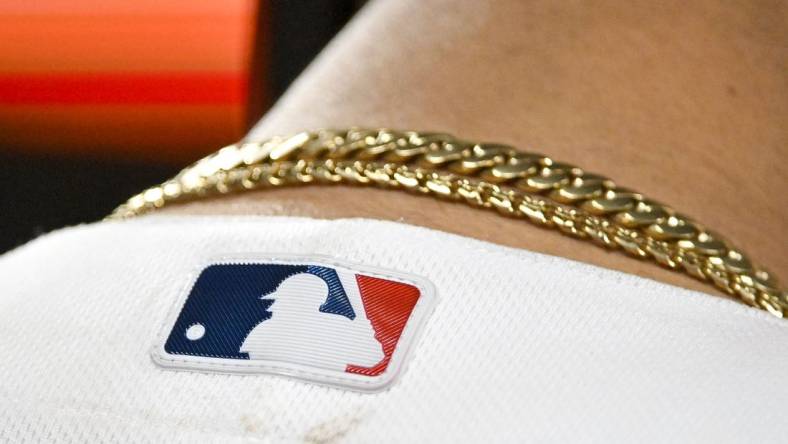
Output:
top-left (108, 128), bottom-right (787, 318)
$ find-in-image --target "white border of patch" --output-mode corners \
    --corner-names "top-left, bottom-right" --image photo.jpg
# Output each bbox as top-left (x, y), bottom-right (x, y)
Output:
top-left (151, 254), bottom-right (437, 393)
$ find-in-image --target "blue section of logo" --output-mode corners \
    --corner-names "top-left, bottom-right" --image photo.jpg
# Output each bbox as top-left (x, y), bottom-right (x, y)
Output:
top-left (165, 263), bottom-right (356, 359)
top-left (309, 265), bottom-right (355, 320)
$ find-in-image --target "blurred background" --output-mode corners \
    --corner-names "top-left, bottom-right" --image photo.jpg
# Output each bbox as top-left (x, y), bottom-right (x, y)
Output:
top-left (0, 0), bottom-right (364, 253)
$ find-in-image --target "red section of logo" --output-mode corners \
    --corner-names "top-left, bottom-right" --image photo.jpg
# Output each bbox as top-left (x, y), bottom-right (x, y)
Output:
top-left (346, 275), bottom-right (421, 377)
top-left (0, 73), bottom-right (246, 105)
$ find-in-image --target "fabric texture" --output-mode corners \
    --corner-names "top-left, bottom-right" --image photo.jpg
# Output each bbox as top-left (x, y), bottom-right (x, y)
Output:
top-left (0, 216), bottom-right (786, 443)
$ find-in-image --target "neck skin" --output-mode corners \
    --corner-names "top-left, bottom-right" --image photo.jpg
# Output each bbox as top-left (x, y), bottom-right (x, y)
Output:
top-left (160, 0), bottom-right (787, 297)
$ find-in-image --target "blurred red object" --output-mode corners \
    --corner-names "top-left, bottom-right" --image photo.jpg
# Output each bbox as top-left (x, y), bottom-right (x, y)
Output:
top-left (0, 0), bottom-right (266, 163)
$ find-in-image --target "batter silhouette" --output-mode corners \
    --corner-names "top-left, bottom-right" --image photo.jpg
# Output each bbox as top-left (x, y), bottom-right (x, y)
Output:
top-left (240, 272), bottom-right (385, 371)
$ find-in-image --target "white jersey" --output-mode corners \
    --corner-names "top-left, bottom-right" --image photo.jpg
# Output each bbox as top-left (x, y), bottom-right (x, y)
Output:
top-left (1, 216), bottom-right (786, 443)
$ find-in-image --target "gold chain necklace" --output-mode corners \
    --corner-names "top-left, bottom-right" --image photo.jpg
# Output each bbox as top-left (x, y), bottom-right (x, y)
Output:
top-left (108, 128), bottom-right (787, 318)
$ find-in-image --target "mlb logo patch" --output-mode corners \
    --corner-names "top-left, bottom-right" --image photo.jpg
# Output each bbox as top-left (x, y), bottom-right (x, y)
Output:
top-left (152, 256), bottom-right (435, 391)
